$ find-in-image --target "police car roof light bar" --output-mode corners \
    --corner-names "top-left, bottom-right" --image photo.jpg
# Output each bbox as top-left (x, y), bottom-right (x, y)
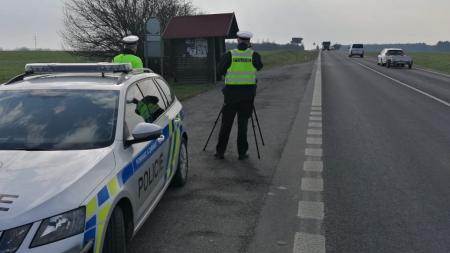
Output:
top-left (24, 63), bottom-right (133, 75)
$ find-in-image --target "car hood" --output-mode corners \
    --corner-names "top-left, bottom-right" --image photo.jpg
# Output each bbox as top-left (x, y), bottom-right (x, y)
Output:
top-left (0, 148), bottom-right (115, 230)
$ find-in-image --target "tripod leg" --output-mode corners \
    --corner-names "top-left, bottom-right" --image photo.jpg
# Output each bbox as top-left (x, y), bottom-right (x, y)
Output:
top-left (250, 115), bottom-right (261, 160)
top-left (203, 108), bottom-right (223, 151)
top-left (253, 106), bottom-right (265, 146)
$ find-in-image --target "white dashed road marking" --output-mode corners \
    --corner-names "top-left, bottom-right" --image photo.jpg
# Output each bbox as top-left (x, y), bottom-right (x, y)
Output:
top-left (306, 137), bottom-right (323, 145)
top-left (303, 161), bottom-right (323, 172)
top-left (294, 52), bottom-right (326, 253)
top-left (298, 201), bottom-right (324, 219)
top-left (305, 148), bottom-right (323, 157)
top-left (301, 178), bottom-right (324, 192)
top-left (308, 122), bottom-right (322, 128)
top-left (307, 129), bottom-right (322, 136)
top-left (309, 116), bottom-right (322, 121)
top-left (294, 233), bottom-right (326, 253)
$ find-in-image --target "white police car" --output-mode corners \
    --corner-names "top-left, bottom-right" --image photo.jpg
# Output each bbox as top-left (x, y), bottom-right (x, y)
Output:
top-left (0, 63), bottom-right (188, 253)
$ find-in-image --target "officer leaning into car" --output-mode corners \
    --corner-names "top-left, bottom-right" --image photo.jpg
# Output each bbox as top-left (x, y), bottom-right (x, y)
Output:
top-left (215, 31), bottom-right (263, 160)
top-left (131, 96), bottom-right (164, 123)
top-left (113, 35), bottom-right (143, 69)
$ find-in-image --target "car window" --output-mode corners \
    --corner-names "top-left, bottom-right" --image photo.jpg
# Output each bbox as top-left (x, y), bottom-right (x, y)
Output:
top-left (124, 83), bottom-right (145, 139)
top-left (353, 44), bottom-right (363, 48)
top-left (155, 78), bottom-right (174, 106)
top-left (135, 79), bottom-right (166, 122)
top-left (387, 50), bottom-right (404, 56)
top-left (0, 90), bottom-right (119, 150)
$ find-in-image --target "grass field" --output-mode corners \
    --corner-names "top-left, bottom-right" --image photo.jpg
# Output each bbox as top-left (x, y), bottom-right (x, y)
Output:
top-left (260, 50), bottom-right (318, 70)
top-left (0, 51), bottom-right (92, 83)
top-left (366, 51), bottom-right (450, 74)
top-left (0, 50), bottom-right (318, 100)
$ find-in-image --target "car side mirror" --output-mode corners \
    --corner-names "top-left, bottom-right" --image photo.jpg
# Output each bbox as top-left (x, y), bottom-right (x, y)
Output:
top-left (125, 123), bottom-right (162, 146)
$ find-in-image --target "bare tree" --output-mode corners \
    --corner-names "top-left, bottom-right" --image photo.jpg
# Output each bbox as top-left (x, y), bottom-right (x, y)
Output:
top-left (62, 0), bottom-right (196, 58)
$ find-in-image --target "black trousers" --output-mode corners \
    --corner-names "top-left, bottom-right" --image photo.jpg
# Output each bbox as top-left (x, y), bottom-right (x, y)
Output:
top-left (216, 91), bottom-right (254, 156)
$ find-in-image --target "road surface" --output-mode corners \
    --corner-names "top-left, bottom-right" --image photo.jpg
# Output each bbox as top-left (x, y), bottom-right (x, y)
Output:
top-left (129, 61), bottom-right (315, 253)
top-left (323, 51), bottom-right (450, 253)
top-left (130, 50), bottom-right (450, 253)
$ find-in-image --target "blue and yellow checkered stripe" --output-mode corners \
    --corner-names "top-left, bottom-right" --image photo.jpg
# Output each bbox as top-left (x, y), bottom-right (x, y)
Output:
top-left (82, 116), bottom-right (182, 253)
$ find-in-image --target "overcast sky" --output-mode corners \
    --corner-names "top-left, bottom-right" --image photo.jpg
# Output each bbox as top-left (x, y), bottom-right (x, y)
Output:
top-left (1, 0), bottom-right (450, 50)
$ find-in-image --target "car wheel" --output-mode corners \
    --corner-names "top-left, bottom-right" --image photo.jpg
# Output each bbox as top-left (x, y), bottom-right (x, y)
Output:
top-left (103, 206), bottom-right (127, 253)
top-left (360, 54), bottom-right (364, 58)
top-left (387, 61), bottom-right (391, 68)
top-left (172, 138), bottom-right (188, 187)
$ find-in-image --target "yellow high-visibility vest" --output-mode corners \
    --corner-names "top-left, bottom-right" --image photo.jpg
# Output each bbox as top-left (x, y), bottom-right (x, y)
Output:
top-left (113, 54), bottom-right (143, 69)
top-left (225, 49), bottom-right (257, 85)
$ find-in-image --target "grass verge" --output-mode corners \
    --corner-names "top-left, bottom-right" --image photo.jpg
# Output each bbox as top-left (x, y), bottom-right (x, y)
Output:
top-left (0, 51), bottom-right (93, 83)
top-left (172, 83), bottom-right (214, 101)
top-left (260, 50), bottom-right (319, 70)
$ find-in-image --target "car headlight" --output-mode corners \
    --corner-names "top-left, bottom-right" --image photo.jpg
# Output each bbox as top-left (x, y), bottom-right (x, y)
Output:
top-left (0, 224), bottom-right (32, 253)
top-left (30, 207), bottom-right (85, 248)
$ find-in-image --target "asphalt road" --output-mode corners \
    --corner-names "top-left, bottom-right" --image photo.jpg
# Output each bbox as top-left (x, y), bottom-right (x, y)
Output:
top-left (129, 50), bottom-right (450, 253)
top-left (323, 51), bottom-right (450, 252)
top-left (129, 61), bottom-right (314, 253)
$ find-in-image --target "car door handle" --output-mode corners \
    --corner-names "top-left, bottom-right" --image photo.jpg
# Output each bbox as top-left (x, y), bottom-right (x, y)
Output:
top-left (157, 135), bottom-right (165, 144)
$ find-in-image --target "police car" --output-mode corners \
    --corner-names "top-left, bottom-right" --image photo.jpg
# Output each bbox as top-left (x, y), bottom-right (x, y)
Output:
top-left (0, 63), bottom-right (188, 253)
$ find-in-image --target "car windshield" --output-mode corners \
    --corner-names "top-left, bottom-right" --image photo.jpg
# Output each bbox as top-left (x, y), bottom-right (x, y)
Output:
top-left (0, 89), bottom-right (119, 150)
top-left (387, 50), bottom-right (405, 55)
top-left (353, 44), bottom-right (363, 48)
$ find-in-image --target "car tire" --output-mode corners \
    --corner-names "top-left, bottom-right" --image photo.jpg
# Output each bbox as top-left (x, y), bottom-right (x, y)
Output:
top-left (172, 138), bottom-right (188, 187)
top-left (408, 63), bottom-right (413, 69)
top-left (360, 54), bottom-right (364, 58)
top-left (103, 206), bottom-right (127, 253)
top-left (387, 61), bottom-right (391, 68)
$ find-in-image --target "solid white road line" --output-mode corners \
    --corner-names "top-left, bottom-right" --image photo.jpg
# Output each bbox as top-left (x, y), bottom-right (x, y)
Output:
top-left (307, 129), bottom-right (323, 136)
top-left (415, 67), bottom-right (450, 79)
top-left (301, 178), bottom-right (324, 192)
top-left (306, 137), bottom-right (323, 145)
top-left (298, 201), bottom-right (324, 219)
top-left (293, 233), bottom-right (325, 253)
top-left (303, 161), bottom-right (324, 172)
top-left (353, 61), bottom-right (450, 107)
top-left (305, 148), bottom-right (323, 157)
top-left (312, 54), bottom-right (322, 107)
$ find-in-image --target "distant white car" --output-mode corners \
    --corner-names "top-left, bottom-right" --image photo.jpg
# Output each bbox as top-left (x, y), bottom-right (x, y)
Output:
top-left (378, 48), bottom-right (413, 69)
top-left (348, 44), bottom-right (364, 58)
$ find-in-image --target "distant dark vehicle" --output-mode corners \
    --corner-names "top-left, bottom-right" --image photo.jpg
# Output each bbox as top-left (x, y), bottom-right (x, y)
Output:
top-left (348, 44), bottom-right (364, 58)
top-left (322, 41), bottom-right (331, 51)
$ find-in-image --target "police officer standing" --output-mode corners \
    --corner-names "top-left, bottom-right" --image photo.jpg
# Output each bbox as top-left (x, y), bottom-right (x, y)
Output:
top-left (215, 31), bottom-right (263, 160)
top-left (113, 35), bottom-right (143, 69)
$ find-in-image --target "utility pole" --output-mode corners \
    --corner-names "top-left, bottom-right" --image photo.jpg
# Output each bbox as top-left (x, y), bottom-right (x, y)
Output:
top-left (34, 33), bottom-right (37, 50)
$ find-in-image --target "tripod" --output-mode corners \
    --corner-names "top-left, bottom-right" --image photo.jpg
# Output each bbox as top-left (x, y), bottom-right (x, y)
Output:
top-left (203, 105), bottom-right (265, 159)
